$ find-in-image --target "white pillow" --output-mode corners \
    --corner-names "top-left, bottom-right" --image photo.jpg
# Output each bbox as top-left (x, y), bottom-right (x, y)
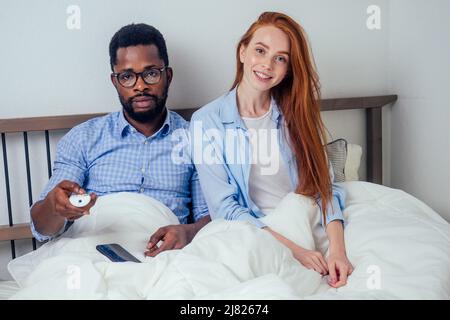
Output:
top-left (326, 139), bottom-right (362, 182)
top-left (344, 144), bottom-right (362, 181)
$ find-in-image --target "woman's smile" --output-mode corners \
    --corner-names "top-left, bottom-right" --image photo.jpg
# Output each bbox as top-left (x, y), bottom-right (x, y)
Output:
top-left (253, 70), bottom-right (273, 82)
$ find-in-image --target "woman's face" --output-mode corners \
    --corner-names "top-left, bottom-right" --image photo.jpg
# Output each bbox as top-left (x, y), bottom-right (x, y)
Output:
top-left (240, 25), bottom-right (290, 93)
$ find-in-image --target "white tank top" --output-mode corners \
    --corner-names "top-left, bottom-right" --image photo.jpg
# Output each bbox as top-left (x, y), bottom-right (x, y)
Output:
top-left (242, 106), bottom-right (292, 215)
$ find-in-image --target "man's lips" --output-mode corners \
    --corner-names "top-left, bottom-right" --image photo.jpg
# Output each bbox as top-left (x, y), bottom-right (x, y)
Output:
top-left (132, 96), bottom-right (154, 109)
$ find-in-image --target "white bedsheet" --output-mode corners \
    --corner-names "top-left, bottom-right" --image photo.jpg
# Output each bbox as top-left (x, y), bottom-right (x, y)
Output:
top-left (0, 281), bottom-right (20, 300)
top-left (7, 181), bottom-right (450, 299)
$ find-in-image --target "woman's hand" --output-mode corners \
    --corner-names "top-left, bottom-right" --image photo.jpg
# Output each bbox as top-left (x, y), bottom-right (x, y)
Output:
top-left (263, 227), bottom-right (328, 275)
top-left (325, 220), bottom-right (353, 288)
top-left (292, 247), bottom-right (329, 276)
top-left (326, 251), bottom-right (354, 288)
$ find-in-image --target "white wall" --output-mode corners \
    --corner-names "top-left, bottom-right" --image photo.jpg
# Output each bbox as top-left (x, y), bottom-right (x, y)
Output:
top-left (0, 0), bottom-right (395, 278)
top-left (0, 0), bottom-right (389, 116)
top-left (388, 0), bottom-right (450, 222)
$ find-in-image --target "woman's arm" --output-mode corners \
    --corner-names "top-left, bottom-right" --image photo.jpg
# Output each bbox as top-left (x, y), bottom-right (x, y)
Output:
top-left (264, 227), bottom-right (329, 275)
top-left (190, 112), bottom-right (266, 228)
top-left (320, 162), bottom-right (353, 287)
top-left (318, 162), bottom-right (346, 227)
top-left (325, 220), bottom-right (354, 288)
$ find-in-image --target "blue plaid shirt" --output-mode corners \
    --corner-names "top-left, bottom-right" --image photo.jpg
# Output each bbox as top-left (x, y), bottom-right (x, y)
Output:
top-left (31, 110), bottom-right (209, 241)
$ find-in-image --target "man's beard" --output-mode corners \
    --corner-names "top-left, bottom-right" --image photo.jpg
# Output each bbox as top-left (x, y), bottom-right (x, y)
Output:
top-left (119, 85), bottom-right (169, 123)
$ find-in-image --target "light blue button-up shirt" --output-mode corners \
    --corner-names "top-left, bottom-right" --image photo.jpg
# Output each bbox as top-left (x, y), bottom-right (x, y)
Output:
top-left (190, 88), bottom-right (345, 229)
top-left (31, 110), bottom-right (209, 241)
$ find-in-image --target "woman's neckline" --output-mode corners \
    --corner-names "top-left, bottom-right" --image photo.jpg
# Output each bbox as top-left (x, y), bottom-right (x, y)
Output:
top-left (241, 103), bottom-right (273, 121)
top-left (236, 85), bottom-right (272, 120)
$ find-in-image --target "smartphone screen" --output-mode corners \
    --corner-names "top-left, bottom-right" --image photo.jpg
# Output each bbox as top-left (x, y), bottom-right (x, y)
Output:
top-left (96, 243), bottom-right (141, 263)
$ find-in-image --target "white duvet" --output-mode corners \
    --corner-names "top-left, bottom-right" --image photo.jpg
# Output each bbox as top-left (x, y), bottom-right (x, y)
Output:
top-left (7, 181), bottom-right (450, 299)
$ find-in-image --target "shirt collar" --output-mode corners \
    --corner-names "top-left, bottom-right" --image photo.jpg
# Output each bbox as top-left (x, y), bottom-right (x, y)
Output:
top-left (117, 110), bottom-right (131, 136)
top-left (117, 109), bottom-right (172, 138)
top-left (220, 87), bottom-right (282, 128)
top-left (158, 109), bottom-right (172, 137)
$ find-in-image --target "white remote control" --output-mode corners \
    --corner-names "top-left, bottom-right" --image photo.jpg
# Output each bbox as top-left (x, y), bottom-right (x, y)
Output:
top-left (69, 194), bottom-right (91, 207)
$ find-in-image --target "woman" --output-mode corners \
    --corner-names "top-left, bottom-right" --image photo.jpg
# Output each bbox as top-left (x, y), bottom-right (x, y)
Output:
top-left (190, 12), bottom-right (353, 288)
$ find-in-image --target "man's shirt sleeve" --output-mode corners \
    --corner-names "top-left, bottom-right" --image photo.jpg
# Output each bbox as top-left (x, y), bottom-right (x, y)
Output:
top-left (30, 129), bottom-right (87, 241)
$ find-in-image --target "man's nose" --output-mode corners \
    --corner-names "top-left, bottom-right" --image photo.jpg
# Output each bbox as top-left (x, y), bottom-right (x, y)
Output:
top-left (134, 74), bottom-right (149, 92)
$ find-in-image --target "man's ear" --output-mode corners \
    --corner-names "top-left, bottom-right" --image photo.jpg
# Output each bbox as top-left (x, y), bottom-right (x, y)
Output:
top-left (166, 67), bottom-right (173, 86)
top-left (110, 73), bottom-right (117, 87)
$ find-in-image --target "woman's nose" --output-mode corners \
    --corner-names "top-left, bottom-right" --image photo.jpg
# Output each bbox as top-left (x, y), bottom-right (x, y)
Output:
top-left (260, 56), bottom-right (274, 70)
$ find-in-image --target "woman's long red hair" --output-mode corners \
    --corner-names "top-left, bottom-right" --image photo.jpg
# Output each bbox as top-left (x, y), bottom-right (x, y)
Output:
top-left (231, 12), bottom-right (333, 223)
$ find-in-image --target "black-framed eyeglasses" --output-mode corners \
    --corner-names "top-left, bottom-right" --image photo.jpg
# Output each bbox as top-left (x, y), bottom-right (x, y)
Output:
top-left (112, 66), bottom-right (167, 88)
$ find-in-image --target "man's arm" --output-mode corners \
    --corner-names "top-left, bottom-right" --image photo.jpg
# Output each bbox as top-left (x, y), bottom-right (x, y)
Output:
top-left (30, 129), bottom-right (93, 241)
top-left (189, 215), bottom-right (211, 234)
top-left (144, 165), bottom-right (211, 257)
top-left (144, 215), bottom-right (211, 257)
top-left (32, 201), bottom-right (65, 238)
top-left (31, 181), bottom-right (97, 238)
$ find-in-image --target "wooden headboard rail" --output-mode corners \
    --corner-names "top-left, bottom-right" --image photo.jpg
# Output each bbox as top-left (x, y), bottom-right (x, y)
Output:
top-left (0, 95), bottom-right (397, 253)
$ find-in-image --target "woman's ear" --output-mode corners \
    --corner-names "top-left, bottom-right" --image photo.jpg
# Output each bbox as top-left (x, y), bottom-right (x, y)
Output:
top-left (166, 67), bottom-right (173, 86)
top-left (239, 44), bottom-right (246, 64)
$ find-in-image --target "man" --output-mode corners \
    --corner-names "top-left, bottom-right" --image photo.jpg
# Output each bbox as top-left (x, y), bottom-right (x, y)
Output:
top-left (31, 23), bottom-right (210, 257)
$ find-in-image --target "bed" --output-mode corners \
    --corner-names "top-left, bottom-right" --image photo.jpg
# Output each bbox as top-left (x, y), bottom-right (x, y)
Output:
top-left (1, 95), bottom-right (449, 300)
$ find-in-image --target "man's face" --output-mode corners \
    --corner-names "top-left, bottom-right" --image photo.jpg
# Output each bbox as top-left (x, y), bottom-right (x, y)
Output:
top-left (111, 44), bottom-right (172, 123)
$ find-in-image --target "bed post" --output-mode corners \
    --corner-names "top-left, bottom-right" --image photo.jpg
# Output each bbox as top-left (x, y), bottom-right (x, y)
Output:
top-left (366, 107), bottom-right (383, 184)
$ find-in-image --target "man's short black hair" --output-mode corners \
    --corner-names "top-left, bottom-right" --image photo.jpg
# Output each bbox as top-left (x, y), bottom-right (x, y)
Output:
top-left (109, 23), bottom-right (169, 71)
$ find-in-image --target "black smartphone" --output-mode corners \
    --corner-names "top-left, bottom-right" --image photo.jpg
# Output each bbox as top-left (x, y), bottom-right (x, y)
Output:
top-left (96, 243), bottom-right (141, 263)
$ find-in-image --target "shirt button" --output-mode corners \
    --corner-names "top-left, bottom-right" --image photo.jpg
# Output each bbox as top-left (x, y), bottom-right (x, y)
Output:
top-left (144, 141), bottom-right (148, 145)
top-left (140, 188), bottom-right (144, 193)
top-left (141, 168), bottom-right (145, 173)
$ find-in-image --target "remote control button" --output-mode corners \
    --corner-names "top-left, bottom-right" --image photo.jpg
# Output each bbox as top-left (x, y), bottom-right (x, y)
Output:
top-left (69, 194), bottom-right (91, 207)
